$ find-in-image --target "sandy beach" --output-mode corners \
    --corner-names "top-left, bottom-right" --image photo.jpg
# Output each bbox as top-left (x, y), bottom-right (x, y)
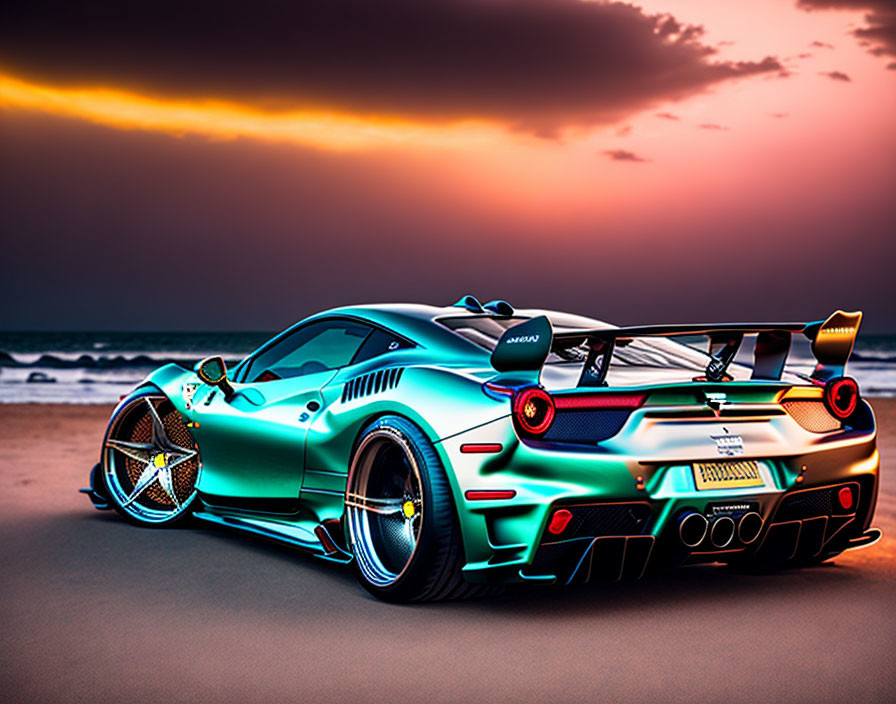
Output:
top-left (1, 400), bottom-right (894, 703)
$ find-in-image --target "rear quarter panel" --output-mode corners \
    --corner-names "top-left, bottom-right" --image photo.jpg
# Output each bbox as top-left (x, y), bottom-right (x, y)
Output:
top-left (304, 363), bottom-right (508, 480)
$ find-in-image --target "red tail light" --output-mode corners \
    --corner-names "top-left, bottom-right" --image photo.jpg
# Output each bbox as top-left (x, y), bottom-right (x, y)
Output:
top-left (465, 490), bottom-right (517, 501)
top-left (513, 386), bottom-right (555, 436)
top-left (460, 443), bottom-right (503, 454)
top-left (837, 486), bottom-right (854, 511)
top-left (824, 377), bottom-right (859, 420)
top-left (548, 509), bottom-right (573, 535)
top-left (553, 393), bottom-right (647, 410)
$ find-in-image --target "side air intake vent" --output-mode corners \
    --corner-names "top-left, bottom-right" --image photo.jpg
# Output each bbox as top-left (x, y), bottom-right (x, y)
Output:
top-left (341, 368), bottom-right (404, 403)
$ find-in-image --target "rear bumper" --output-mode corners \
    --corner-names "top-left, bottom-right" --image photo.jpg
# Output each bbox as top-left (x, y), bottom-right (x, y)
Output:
top-left (437, 417), bottom-right (880, 584)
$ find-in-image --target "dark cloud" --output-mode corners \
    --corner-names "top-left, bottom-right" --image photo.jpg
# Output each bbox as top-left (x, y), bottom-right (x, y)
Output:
top-left (888, 61), bottom-right (896, 67)
top-left (656, 112), bottom-right (681, 120)
top-left (698, 123), bottom-right (730, 130)
top-left (603, 149), bottom-right (649, 162)
top-left (798, 1), bottom-right (896, 58)
top-left (0, 0), bottom-right (784, 135)
top-left (771, 112), bottom-right (790, 118)
top-left (821, 70), bottom-right (852, 80)
top-left (810, 40), bottom-right (836, 48)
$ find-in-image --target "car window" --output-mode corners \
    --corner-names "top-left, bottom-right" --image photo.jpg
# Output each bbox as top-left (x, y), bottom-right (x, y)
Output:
top-left (438, 316), bottom-right (523, 348)
top-left (351, 328), bottom-right (414, 364)
top-left (245, 320), bottom-right (371, 381)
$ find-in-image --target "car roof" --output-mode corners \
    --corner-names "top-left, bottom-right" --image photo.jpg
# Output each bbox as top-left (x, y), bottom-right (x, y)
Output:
top-left (315, 303), bottom-right (613, 348)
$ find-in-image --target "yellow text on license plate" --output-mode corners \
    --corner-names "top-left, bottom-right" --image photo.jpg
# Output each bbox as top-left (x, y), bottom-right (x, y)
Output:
top-left (693, 460), bottom-right (764, 491)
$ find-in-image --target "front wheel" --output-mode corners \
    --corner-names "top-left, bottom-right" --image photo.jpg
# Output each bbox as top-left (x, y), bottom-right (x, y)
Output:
top-left (344, 416), bottom-right (494, 602)
top-left (102, 391), bottom-right (200, 526)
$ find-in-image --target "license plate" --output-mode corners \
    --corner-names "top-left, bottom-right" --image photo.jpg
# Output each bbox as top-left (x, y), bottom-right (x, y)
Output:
top-left (693, 460), bottom-right (764, 491)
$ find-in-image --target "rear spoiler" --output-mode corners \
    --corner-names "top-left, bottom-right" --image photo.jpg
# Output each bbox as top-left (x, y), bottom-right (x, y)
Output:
top-left (491, 310), bottom-right (862, 386)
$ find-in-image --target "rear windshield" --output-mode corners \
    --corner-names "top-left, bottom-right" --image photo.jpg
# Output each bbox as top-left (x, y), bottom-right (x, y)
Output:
top-left (438, 315), bottom-right (726, 375)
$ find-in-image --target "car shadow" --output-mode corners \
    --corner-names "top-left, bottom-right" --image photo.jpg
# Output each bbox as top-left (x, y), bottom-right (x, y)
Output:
top-left (71, 509), bottom-right (877, 617)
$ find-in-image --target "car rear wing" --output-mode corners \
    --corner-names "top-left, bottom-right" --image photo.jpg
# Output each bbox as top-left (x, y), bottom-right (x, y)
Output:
top-left (490, 310), bottom-right (862, 386)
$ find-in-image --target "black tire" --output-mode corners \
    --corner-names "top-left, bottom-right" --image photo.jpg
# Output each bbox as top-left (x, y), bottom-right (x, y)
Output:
top-left (102, 389), bottom-right (200, 527)
top-left (344, 415), bottom-right (499, 602)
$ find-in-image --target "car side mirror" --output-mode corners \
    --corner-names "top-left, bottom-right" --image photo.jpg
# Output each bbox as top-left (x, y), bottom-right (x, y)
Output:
top-left (195, 356), bottom-right (235, 400)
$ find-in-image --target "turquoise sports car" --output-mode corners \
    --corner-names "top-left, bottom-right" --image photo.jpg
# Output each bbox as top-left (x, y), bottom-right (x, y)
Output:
top-left (83, 297), bottom-right (881, 601)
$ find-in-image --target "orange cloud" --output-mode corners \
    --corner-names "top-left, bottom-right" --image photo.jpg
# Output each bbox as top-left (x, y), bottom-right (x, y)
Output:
top-left (0, 72), bottom-right (503, 152)
top-left (0, 1), bottom-right (784, 136)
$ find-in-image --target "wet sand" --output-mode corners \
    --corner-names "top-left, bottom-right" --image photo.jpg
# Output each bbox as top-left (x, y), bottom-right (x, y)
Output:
top-left (1, 401), bottom-right (894, 704)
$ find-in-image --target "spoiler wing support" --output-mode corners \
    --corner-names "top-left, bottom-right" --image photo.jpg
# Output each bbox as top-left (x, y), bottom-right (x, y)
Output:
top-left (803, 310), bottom-right (863, 381)
top-left (705, 332), bottom-right (744, 382)
top-left (490, 315), bottom-right (553, 378)
top-left (577, 338), bottom-right (615, 388)
top-left (751, 330), bottom-right (792, 380)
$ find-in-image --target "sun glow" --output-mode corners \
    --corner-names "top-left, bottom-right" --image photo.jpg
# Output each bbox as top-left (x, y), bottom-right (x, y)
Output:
top-left (0, 71), bottom-right (504, 152)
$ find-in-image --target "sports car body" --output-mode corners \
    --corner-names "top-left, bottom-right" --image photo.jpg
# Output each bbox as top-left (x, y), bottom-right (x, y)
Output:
top-left (82, 297), bottom-right (882, 601)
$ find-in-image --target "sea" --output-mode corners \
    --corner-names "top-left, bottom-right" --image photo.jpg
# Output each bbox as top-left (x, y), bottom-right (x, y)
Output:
top-left (1, 331), bottom-right (895, 403)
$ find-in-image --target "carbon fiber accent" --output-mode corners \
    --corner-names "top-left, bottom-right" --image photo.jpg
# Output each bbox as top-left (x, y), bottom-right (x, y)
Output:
top-left (542, 409), bottom-right (631, 444)
top-left (525, 502), bottom-right (652, 581)
top-left (783, 400), bottom-right (840, 433)
top-left (528, 539), bottom-right (591, 576)
top-left (557, 502), bottom-right (652, 539)
top-left (526, 535), bottom-right (655, 583)
top-left (774, 483), bottom-right (858, 522)
top-left (775, 487), bottom-right (833, 521)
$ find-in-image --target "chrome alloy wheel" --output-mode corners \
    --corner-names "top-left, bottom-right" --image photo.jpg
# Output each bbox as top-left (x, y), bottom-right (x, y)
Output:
top-left (104, 395), bottom-right (199, 523)
top-left (345, 428), bottom-right (424, 587)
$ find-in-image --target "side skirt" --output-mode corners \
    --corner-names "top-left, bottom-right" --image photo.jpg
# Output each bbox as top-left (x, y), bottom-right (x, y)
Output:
top-left (193, 511), bottom-right (353, 564)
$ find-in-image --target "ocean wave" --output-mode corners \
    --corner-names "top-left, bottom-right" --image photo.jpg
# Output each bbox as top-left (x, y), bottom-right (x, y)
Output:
top-left (0, 381), bottom-right (138, 404)
top-left (0, 351), bottom-right (241, 370)
top-left (851, 352), bottom-right (896, 364)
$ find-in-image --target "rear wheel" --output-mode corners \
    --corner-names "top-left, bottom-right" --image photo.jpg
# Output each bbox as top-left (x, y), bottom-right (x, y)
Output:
top-left (344, 415), bottom-right (497, 602)
top-left (102, 391), bottom-right (200, 526)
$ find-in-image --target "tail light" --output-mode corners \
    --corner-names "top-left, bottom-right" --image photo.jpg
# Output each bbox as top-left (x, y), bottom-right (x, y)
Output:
top-left (823, 377), bottom-right (859, 420)
top-left (553, 393), bottom-right (646, 410)
top-left (547, 509), bottom-right (573, 535)
top-left (837, 486), bottom-right (854, 511)
top-left (513, 386), bottom-right (555, 436)
top-left (465, 489), bottom-right (517, 501)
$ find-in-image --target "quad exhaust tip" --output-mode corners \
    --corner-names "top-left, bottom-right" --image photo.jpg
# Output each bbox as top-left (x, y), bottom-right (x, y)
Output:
top-left (679, 511), bottom-right (764, 549)
top-left (709, 516), bottom-right (736, 548)
top-left (679, 512), bottom-right (709, 548)
top-left (737, 511), bottom-right (763, 545)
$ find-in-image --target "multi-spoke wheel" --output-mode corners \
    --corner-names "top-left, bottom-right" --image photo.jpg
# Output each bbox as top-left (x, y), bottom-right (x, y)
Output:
top-left (345, 427), bottom-right (424, 587)
top-left (345, 415), bottom-right (497, 602)
top-left (103, 392), bottom-right (199, 525)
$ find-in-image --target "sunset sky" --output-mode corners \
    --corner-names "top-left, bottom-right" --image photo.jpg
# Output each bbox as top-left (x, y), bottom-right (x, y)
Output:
top-left (1, 0), bottom-right (894, 331)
